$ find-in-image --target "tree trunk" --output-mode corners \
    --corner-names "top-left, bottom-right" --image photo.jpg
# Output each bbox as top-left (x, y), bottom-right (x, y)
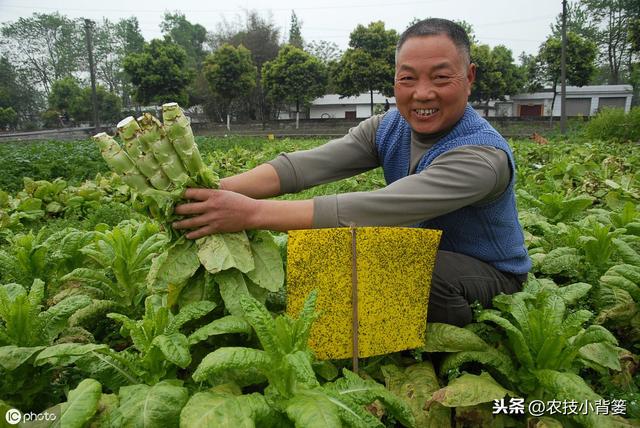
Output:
top-left (549, 79), bottom-right (558, 126)
top-left (370, 89), bottom-right (374, 116)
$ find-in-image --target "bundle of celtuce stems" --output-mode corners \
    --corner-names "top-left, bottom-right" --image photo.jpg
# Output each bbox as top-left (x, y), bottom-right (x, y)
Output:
top-left (93, 102), bottom-right (284, 306)
top-left (93, 102), bottom-right (218, 228)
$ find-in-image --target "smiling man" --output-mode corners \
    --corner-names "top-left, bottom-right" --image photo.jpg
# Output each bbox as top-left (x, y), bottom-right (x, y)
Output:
top-left (173, 18), bottom-right (531, 327)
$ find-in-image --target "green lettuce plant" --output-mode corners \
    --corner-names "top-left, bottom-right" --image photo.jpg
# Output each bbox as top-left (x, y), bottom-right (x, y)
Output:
top-left (191, 292), bottom-right (416, 428)
top-left (61, 220), bottom-right (167, 315)
top-left (422, 277), bottom-right (628, 427)
top-left (0, 278), bottom-right (92, 409)
top-left (105, 294), bottom-right (251, 386)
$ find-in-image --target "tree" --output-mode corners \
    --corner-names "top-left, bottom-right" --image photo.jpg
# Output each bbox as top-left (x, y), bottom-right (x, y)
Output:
top-left (263, 45), bottom-right (327, 125)
top-left (160, 13), bottom-right (209, 112)
top-left (470, 44), bottom-right (524, 115)
top-left (93, 17), bottom-right (144, 106)
top-left (288, 11), bottom-right (304, 49)
top-left (0, 12), bottom-right (84, 95)
top-left (69, 86), bottom-right (122, 124)
top-left (0, 107), bottom-right (17, 130)
top-left (332, 21), bottom-right (398, 115)
top-left (551, 1), bottom-right (599, 40)
top-left (204, 44), bottom-right (257, 127)
top-left (123, 37), bottom-right (193, 106)
top-left (576, 0), bottom-right (639, 84)
top-left (530, 32), bottom-right (597, 114)
top-left (48, 77), bottom-right (82, 113)
top-left (209, 10), bottom-right (281, 120)
top-left (160, 12), bottom-right (207, 69)
top-left (47, 77), bottom-right (121, 124)
top-left (0, 56), bottom-right (43, 127)
top-left (305, 40), bottom-right (342, 64)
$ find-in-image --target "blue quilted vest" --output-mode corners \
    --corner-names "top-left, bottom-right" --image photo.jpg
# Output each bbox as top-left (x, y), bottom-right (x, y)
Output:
top-left (375, 105), bottom-right (531, 275)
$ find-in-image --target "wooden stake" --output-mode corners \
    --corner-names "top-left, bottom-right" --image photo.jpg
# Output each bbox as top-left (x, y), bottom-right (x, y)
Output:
top-left (350, 224), bottom-right (359, 373)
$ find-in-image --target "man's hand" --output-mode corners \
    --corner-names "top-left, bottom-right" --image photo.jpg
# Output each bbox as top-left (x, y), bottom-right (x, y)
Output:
top-left (173, 188), bottom-right (260, 239)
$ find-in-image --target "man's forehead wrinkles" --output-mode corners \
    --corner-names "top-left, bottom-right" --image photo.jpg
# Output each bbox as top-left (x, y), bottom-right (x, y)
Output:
top-left (396, 61), bottom-right (454, 72)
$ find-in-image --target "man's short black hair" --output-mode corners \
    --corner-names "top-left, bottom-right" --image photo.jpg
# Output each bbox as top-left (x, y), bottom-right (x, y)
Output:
top-left (396, 18), bottom-right (471, 65)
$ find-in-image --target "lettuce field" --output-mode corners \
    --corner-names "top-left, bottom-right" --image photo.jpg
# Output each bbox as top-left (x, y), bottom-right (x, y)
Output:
top-left (0, 132), bottom-right (638, 427)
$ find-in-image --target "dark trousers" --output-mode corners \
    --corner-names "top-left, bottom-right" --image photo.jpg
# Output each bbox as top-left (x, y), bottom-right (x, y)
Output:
top-left (426, 250), bottom-right (526, 327)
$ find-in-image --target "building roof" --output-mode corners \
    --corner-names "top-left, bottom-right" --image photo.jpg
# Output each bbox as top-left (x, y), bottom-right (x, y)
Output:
top-left (512, 84), bottom-right (633, 100)
top-left (312, 92), bottom-right (396, 105)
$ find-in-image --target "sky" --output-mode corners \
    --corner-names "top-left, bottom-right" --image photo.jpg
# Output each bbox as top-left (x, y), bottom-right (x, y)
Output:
top-left (0, 0), bottom-right (563, 60)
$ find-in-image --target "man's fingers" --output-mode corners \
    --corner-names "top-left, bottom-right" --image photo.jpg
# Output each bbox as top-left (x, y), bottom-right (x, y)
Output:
top-left (174, 201), bottom-right (208, 216)
top-left (183, 188), bottom-right (217, 201)
top-left (185, 227), bottom-right (214, 240)
top-left (173, 214), bottom-right (211, 230)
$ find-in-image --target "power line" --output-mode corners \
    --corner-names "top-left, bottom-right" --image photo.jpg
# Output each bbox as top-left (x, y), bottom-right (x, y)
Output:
top-left (1, 0), bottom-right (445, 14)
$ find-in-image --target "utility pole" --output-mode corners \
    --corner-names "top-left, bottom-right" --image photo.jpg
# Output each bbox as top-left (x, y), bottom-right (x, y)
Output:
top-left (560, 0), bottom-right (567, 134)
top-left (84, 19), bottom-right (99, 132)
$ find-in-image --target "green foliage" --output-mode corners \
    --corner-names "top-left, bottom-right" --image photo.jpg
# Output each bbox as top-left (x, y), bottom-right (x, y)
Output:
top-left (262, 45), bottom-right (327, 112)
top-left (288, 11), bottom-right (304, 49)
top-left (585, 107), bottom-right (640, 142)
top-left (193, 292), bottom-right (415, 427)
top-left (0, 134), bottom-right (638, 423)
top-left (0, 279), bottom-right (91, 347)
top-left (0, 107), bottom-right (18, 129)
top-left (630, 17), bottom-right (640, 53)
top-left (61, 220), bottom-right (167, 312)
top-left (160, 12), bottom-right (207, 69)
top-left (48, 77), bottom-right (82, 112)
top-left (203, 44), bottom-right (257, 116)
top-left (423, 281), bottom-right (626, 426)
top-left (0, 230), bottom-right (51, 286)
top-left (0, 12), bottom-right (84, 94)
top-left (123, 37), bottom-right (193, 106)
top-left (382, 361), bottom-right (451, 427)
top-left (70, 86), bottom-right (123, 124)
top-left (106, 295), bottom-right (218, 384)
top-left (110, 380), bottom-right (189, 426)
top-left (0, 140), bottom-right (109, 193)
top-left (332, 21), bottom-right (398, 113)
top-left (304, 40), bottom-right (342, 64)
top-left (49, 78), bottom-right (123, 125)
top-left (55, 378), bottom-right (103, 428)
top-left (93, 17), bottom-right (145, 108)
top-left (576, 0), bottom-right (638, 84)
top-left (527, 32), bottom-right (598, 91)
top-left (470, 44), bottom-right (524, 106)
top-left (0, 56), bottom-right (42, 128)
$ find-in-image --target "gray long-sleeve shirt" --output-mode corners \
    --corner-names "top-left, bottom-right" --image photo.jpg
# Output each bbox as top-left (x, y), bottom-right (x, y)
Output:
top-left (268, 113), bottom-right (511, 228)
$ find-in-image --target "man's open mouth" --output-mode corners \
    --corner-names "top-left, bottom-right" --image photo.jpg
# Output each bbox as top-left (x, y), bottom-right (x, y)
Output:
top-left (414, 108), bottom-right (438, 117)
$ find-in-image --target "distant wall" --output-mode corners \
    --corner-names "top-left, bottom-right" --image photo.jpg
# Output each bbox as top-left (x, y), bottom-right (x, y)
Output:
top-left (0, 117), bottom-right (588, 143)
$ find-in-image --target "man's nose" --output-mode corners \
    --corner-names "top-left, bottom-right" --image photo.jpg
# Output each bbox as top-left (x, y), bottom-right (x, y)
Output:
top-left (413, 80), bottom-right (436, 100)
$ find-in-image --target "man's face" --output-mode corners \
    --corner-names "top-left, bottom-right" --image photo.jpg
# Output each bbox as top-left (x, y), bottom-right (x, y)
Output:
top-left (394, 35), bottom-right (476, 134)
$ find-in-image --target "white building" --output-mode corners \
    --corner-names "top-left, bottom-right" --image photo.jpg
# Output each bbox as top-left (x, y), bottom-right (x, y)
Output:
top-left (308, 92), bottom-right (395, 119)
top-left (499, 84), bottom-right (633, 117)
top-left (304, 85), bottom-right (633, 119)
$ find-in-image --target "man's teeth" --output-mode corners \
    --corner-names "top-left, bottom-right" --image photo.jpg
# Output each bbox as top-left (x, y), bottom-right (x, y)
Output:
top-left (415, 108), bottom-right (438, 116)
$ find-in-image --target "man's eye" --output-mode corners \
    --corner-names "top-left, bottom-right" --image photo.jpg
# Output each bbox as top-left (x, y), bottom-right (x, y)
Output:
top-left (398, 76), bottom-right (414, 81)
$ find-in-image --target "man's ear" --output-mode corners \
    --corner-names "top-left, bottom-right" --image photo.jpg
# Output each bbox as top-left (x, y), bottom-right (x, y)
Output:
top-left (467, 63), bottom-right (477, 85)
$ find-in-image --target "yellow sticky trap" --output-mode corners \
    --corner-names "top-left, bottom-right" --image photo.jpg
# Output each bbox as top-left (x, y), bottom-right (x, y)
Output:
top-left (267, 133), bottom-right (275, 141)
top-left (286, 227), bottom-right (441, 360)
